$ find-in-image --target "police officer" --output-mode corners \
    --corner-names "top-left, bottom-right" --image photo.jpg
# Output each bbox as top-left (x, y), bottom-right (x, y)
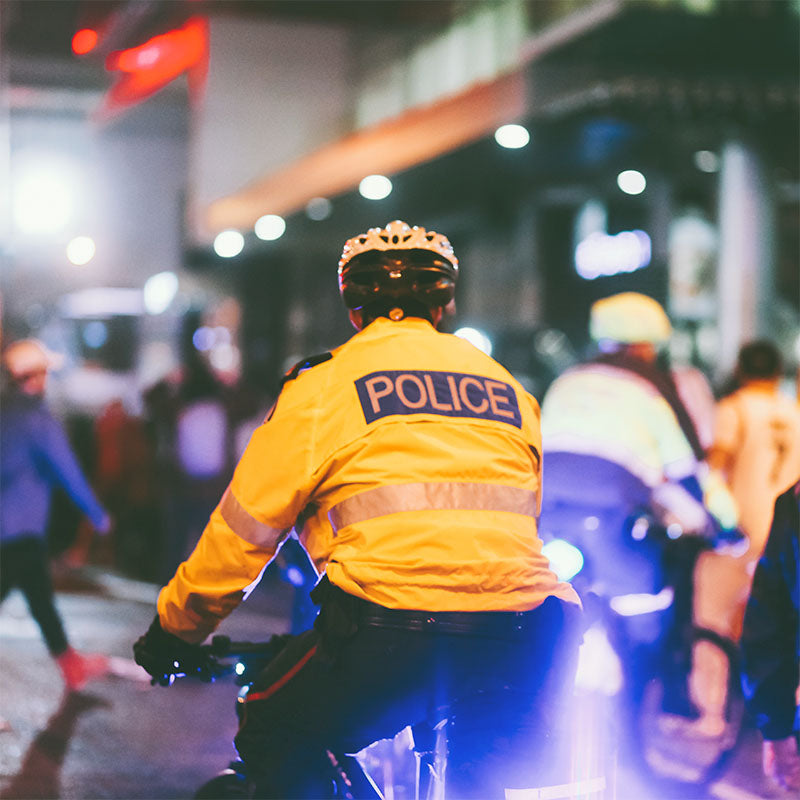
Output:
top-left (134, 220), bottom-right (582, 799)
top-left (540, 292), bottom-right (737, 595)
top-left (539, 292), bottom-right (739, 722)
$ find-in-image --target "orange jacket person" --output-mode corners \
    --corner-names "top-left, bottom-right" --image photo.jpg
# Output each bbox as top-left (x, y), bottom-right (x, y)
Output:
top-left (134, 221), bottom-right (582, 799)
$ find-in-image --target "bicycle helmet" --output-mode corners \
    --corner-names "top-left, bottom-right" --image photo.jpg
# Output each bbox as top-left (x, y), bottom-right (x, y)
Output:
top-left (589, 292), bottom-right (671, 345)
top-left (338, 220), bottom-right (458, 317)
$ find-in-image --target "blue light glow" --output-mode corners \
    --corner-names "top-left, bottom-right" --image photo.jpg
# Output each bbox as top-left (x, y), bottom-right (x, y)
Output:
top-left (192, 326), bottom-right (215, 352)
top-left (285, 566), bottom-right (305, 587)
top-left (82, 320), bottom-right (108, 349)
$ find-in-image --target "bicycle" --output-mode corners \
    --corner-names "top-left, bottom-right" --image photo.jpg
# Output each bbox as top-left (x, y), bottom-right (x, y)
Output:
top-left (542, 516), bottom-right (747, 796)
top-left (166, 633), bottom-right (447, 800)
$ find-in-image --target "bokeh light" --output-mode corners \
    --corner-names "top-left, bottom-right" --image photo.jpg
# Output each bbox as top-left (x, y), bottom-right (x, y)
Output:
top-left (617, 169), bottom-right (647, 195)
top-left (143, 271), bottom-right (179, 315)
top-left (71, 29), bottom-right (98, 55)
top-left (214, 230), bottom-right (245, 258)
top-left (66, 236), bottom-right (96, 266)
top-left (454, 327), bottom-right (493, 356)
top-left (359, 175), bottom-right (392, 200)
top-left (254, 214), bottom-right (286, 241)
top-left (13, 160), bottom-right (78, 234)
top-left (494, 124), bottom-right (530, 149)
top-left (694, 150), bottom-right (720, 173)
top-left (306, 197), bottom-right (332, 221)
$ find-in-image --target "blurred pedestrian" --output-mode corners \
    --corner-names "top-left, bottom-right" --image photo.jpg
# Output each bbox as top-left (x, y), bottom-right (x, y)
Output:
top-left (66, 398), bottom-right (159, 579)
top-left (710, 340), bottom-right (800, 557)
top-left (0, 339), bottom-right (111, 691)
top-left (740, 479), bottom-right (800, 792)
top-left (692, 340), bottom-right (800, 735)
top-left (161, 352), bottom-right (234, 580)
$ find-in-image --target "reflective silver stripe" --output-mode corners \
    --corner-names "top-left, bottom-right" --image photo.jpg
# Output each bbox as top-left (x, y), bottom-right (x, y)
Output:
top-left (328, 482), bottom-right (538, 533)
top-left (219, 487), bottom-right (288, 549)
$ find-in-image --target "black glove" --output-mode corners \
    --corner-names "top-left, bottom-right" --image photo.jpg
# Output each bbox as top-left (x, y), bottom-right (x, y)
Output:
top-left (133, 615), bottom-right (215, 686)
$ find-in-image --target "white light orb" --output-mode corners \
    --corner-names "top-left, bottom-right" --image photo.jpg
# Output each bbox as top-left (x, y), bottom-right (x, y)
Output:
top-left (254, 214), bottom-right (286, 241)
top-left (494, 124), bottom-right (530, 149)
top-left (617, 170), bottom-right (647, 195)
top-left (143, 271), bottom-right (179, 315)
top-left (454, 327), bottom-right (493, 356)
top-left (13, 166), bottom-right (75, 234)
top-left (359, 175), bottom-right (392, 200)
top-left (541, 539), bottom-right (584, 582)
top-left (214, 230), bottom-right (245, 258)
top-left (66, 236), bottom-right (96, 266)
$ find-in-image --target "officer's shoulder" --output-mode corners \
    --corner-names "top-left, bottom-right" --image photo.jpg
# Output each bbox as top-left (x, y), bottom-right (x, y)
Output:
top-left (280, 351), bottom-right (333, 388)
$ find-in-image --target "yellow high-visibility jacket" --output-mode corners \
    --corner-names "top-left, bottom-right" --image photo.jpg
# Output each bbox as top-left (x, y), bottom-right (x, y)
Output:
top-left (159, 317), bottom-right (580, 642)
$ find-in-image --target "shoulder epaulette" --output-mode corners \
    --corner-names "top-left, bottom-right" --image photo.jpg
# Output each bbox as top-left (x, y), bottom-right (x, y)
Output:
top-left (265, 352), bottom-right (333, 422)
top-left (280, 352), bottom-right (333, 388)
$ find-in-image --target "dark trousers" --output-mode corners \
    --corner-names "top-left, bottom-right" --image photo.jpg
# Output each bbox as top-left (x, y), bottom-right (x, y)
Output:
top-left (235, 581), bottom-right (582, 799)
top-left (0, 536), bottom-right (69, 655)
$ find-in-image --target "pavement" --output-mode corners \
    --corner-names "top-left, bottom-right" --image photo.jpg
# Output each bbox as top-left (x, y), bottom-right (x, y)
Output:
top-left (0, 565), bottom-right (796, 800)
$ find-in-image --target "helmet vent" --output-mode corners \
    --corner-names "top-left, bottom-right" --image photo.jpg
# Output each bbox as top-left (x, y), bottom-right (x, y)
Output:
top-left (339, 220), bottom-right (458, 273)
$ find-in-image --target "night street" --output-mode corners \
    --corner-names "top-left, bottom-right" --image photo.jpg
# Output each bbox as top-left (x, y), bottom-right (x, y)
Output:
top-left (0, 568), bottom-right (290, 800)
top-left (0, 567), bottom-right (795, 800)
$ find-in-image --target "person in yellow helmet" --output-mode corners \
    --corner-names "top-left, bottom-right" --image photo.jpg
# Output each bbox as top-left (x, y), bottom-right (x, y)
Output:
top-left (134, 220), bottom-right (582, 799)
top-left (539, 292), bottom-right (740, 715)
top-left (541, 292), bottom-right (736, 558)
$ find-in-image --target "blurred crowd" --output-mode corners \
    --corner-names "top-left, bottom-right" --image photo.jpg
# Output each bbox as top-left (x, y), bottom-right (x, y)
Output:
top-left (54, 348), bottom-right (269, 585)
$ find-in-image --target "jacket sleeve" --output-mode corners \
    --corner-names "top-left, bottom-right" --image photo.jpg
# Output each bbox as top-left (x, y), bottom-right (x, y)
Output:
top-left (740, 483), bottom-right (800, 740)
top-left (34, 410), bottom-right (107, 529)
top-left (157, 385), bottom-right (320, 642)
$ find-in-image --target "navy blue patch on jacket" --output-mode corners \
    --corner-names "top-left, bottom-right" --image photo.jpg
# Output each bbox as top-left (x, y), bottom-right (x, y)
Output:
top-left (355, 370), bottom-right (521, 427)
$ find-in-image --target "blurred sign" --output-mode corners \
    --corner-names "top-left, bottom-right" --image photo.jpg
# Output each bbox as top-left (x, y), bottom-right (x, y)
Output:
top-left (95, 17), bottom-right (208, 121)
top-left (574, 230), bottom-right (652, 280)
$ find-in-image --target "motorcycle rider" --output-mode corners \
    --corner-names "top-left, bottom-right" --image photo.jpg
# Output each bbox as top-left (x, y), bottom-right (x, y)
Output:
top-left (134, 220), bottom-right (583, 799)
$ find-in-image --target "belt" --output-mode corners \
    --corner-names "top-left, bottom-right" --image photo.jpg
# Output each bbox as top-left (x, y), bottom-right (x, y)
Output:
top-left (356, 600), bottom-right (538, 637)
